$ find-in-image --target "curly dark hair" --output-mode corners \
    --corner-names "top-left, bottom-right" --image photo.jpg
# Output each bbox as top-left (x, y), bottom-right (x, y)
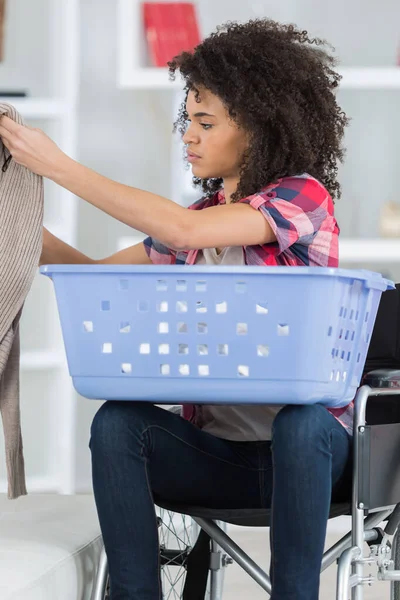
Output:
top-left (168, 19), bottom-right (349, 202)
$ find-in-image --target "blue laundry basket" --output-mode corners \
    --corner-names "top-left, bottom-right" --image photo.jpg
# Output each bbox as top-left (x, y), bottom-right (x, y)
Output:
top-left (40, 265), bottom-right (393, 408)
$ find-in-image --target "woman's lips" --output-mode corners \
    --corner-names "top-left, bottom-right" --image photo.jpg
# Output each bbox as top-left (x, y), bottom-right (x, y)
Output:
top-left (187, 152), bottom-right (201, 162)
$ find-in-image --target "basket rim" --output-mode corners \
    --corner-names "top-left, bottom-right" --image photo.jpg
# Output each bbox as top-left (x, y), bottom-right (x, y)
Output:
top-left (40, 264), bottom-right (394, 291)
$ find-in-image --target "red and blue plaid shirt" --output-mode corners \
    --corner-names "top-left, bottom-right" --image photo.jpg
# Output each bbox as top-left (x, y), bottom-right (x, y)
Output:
top-left (144, 173), bottom-right (354, 434)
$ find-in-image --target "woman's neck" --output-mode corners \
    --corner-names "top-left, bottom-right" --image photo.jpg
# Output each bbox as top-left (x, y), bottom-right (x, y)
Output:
top-left (222, 176), bottom-right (240, 204)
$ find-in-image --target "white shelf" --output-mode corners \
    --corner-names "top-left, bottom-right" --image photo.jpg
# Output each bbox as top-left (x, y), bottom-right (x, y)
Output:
top-left (339, 67), bottom-right (400, 89)
top-left (118, 65), bottom-right (400, 92)
top-left (21, 350), bottom-right (65, 370)
top-left (119, 68), bottom-right (182, 91)
top-left (0, 97), bottom-right (72, 119)
top-left (340, 239), bottom-right (400, 262)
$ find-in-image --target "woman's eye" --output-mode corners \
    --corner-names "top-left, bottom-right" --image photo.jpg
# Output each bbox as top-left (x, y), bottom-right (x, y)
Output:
top-left (201, 123), bottom-right (213, 130)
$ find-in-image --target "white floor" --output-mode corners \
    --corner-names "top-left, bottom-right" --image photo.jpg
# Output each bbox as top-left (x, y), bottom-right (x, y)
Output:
top-left (223, 520), bottom-right (391, 599)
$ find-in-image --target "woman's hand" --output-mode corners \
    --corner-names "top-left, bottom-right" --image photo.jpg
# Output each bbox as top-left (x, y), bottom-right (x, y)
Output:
top-left (0, 115), bottom-right (69, 179)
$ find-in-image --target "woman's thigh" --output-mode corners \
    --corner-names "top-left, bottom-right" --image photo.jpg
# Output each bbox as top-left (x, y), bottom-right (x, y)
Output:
top-left (90, 401), bottom-right (273, 509)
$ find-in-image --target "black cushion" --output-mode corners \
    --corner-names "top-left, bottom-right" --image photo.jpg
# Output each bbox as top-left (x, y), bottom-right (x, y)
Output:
top-left (156, 500), bottom-right (351, 527)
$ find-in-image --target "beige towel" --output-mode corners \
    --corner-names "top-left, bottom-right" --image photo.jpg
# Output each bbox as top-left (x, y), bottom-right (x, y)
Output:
top-left (0, 103), bottom-right (43, 499)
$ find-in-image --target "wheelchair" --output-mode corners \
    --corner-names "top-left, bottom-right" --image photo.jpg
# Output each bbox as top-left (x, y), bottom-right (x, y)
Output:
top-left (89, 368), bottom-right (400, 600)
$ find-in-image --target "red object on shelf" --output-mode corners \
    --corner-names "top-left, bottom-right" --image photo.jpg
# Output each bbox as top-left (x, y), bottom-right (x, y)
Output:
top-left (142, 3), bottom-right (201, 67)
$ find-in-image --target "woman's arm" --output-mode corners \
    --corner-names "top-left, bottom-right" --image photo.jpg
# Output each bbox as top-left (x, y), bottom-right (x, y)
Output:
top-left (53, 159), bottom-right (276, 250)
top-left (41, 227), bottom-right (152, 266)
top-left (0, 116), bottom-right (276, 250)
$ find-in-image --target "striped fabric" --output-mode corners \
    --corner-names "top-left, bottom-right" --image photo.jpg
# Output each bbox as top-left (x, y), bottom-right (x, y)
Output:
top-left (144, 174), bottom-right (355, 434)
top-left (0, 103), bottom-right (44, 498)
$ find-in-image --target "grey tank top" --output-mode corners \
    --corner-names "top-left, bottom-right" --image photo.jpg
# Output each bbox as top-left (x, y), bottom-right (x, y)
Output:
top-left (195, 247), bottom-right (283, 441)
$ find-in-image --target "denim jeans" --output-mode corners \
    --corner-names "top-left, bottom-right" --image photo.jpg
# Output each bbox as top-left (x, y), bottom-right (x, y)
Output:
top-left (89, 401), bottom-right (352, 600)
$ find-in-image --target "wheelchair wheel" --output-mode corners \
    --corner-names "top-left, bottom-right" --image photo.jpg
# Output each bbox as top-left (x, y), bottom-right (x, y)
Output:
top-left (157, 508), bottom-right (196, 599)
top-left (391, 528), bottom-right (400, 600)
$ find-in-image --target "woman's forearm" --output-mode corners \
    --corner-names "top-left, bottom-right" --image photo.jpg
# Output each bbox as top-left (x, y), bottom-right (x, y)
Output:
top-left (53, 158), bottom-right (188, 249)
top-left (40, 227), bottom-right (95, 266)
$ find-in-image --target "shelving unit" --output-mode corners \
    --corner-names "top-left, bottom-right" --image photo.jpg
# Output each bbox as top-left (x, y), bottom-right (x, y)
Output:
top-left (117, 0), bottom-right (400, 92)
top-left (0, 0), bottom-right (80, 495)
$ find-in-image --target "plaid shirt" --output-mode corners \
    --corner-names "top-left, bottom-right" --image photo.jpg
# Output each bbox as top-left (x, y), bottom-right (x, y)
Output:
top-left (144, 174), bottom-right (354, 434)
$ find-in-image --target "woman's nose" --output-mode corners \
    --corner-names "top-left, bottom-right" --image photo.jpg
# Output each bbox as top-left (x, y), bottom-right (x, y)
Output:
top-left (182, 123), bottom-right (198, 146)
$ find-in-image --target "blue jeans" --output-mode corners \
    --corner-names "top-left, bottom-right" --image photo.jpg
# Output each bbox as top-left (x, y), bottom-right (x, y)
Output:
top-left (89, 402), bottom-right (352, 600)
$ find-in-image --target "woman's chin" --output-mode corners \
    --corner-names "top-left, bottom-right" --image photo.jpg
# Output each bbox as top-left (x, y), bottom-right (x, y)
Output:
top-left (191, 166), bottom-right (219, 180)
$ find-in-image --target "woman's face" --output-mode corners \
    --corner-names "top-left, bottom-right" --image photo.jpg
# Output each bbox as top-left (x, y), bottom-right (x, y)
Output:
top-left (182, 87), bottom-right (249, 181)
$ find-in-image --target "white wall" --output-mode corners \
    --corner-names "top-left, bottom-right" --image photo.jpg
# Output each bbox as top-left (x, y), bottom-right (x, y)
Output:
top-left (1, 0), bottom-right (400, 492)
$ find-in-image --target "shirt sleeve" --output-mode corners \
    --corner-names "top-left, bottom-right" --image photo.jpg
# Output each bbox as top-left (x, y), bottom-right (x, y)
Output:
top-left (143, 236), bottom-right (177, 265)
top-left (240, 176), bottom-right (334, 254)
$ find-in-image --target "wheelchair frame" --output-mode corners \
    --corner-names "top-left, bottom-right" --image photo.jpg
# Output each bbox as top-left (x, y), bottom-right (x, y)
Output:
top-left (90, 369), bottom-right (400, 600)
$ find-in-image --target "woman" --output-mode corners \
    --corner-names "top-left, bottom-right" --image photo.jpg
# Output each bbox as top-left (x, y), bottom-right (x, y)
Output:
top-left (0, 18), bottom-right (352, 600)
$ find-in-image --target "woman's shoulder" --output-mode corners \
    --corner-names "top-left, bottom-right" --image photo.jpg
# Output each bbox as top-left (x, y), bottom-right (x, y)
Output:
top-left (263, 173), bottom-right (329, 197)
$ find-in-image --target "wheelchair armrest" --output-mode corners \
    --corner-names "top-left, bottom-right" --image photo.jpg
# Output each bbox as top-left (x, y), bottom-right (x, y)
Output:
top-left (363, 369), bottom-right (400, 389)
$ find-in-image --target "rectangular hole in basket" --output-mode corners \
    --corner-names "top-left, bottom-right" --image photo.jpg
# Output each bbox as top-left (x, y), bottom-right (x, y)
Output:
top-left (179, 364), bottom-right (190, 376)
top-left (197, 344), bottom-right (208, 356)
top-left (218, 344), bottom-right (229, 356)
top-left (160, 364), bottom-right (170, 376)
top-left (158, 344), bottom-right (170, 355)
top-left (365, 312), bottom-right (369, 323)
top-left (235, 282), bottom-right (246, 293)
top-left (120, 322), bottom-right (131, 334)
top-left (119, 279), bottom-right (129, 290)
top-left (336, 371), bottom-right (341, 382)
top-left (330, 370), bottom-right (335, 381)
top-left (343, 308), bottom-right (347, 318)
top-left (347, 352), bottom-right (351, 362)
top-left (196, 301), bottom-right (207, 313)
top-left (198, 365), bottom-right (210, 376)
top-left (101, 300), bottom-right (110, 311)
top-left (83, 321), bottom-right (93, 333)
top-left (196, 281), bottom-right (207, 292)
top-left (102, 343), bottom-right (112, 354)
top-left (156, 280), bottom-right (168, 291)
top-left (238, 365), bottom-right (249, 377)
top-left (197, 322), bottom-right (208, 334)
top-left (138, 300), bottom-right (149, 312)
top-left (350, 309), bottom-right (354, 320)
top-left (339, 329), bottom-right (343, 339)
top-left (140, 343), bottom-right (151, 354)
top-left (331, 348), bottom-right (336, 359)
top-left (351, 331), bottom-right (355, 342)
top-left (277, 324), bottom-right (289, 336)
top-left (157, 301), bottom-right (168, 313)
top-left (177, 322), bottom-right (188, 334)
top-left (345, 330), bottom-right (350, 341)
top-left (216, 301), bottom-right (228, 314)
top-left (237, 323), bottom-right (248, 335)
top-left (339, 306), bottom-right (344, 317)
top-left (256, 303), bottom-right (268, 315)
top-left (176, 280), bottom-right (187, 292)
top-left (327, 326), bottom-right (333, 337)
top-left (257, 345), bottom-right (270, 357)
top-left (355, 311), bottom-right (359, 321)
top-left (176, 301), bottom-right (188, 313)
top-left (366, 332), bottom-right (370, 343)
top-left (158, 322), bottom-right (169, 334)
top-left (179, 344), bottom-right (189, 355)
top-left (343, 371), bottom-right (347, 382)
top-left (335, 349), bottom-right (339, 358)
top-left (357, 353), bottom-right (361, 363)
top-left (121, 363), bottom-right (132, 374)
top-left (341, 350), bottom-right (345, 360)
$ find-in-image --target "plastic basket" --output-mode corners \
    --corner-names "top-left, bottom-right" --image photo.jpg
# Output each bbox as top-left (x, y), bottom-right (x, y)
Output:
top-left (40, 265), bottom-right (394, 408)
